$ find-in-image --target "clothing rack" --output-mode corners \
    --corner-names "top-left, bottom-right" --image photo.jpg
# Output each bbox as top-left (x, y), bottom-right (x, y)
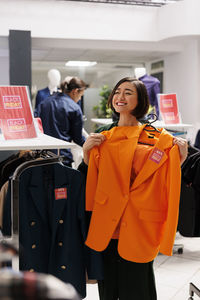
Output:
top-left (189, 282), bottom-right (200, 299)
top-left (0, 133), bottom-right (76, 270)
top-left (10, 155), bottom-right (63, 270)
top-left (0, 145), bottom-right (94, 299)
top-left (179, 148), bottom-right (200, 299)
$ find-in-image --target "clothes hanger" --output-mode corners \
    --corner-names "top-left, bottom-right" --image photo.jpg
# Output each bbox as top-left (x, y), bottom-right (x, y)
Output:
top-left (138, 141), bottom-right (154, 146)
top-left (137, 114), bottom-right (161, 146)
top-left (142, 113), bottom-right (161, 134)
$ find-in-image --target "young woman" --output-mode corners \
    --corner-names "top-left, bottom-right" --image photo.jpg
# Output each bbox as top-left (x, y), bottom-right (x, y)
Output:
top-left (36, 77), bottom-right (88, 167)
top-left (82, 77), bottom-right (188, 300)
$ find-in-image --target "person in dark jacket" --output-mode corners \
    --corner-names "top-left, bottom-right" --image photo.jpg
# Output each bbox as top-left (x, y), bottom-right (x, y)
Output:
top-left (35, 77), bottom-right (88, 167)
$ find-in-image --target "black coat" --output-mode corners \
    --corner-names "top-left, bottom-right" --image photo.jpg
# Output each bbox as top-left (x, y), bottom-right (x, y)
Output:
top-left (3, 163), bottom-right (97, 298)
top-left (178, 147), bottom-right (200, 237)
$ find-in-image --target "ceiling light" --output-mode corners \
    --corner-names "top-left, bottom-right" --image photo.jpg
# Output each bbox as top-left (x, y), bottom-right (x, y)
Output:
top-left (65, 61), bottom-right (97, 67)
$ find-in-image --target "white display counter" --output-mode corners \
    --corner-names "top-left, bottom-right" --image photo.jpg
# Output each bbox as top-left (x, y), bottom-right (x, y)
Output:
top-left (0, 133), bottom-right (76, 151)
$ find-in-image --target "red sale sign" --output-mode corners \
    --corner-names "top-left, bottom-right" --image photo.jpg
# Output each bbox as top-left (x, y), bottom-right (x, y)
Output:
top-left (0, 86), bottom-right (37, 140)
top-left (158, 93), bottom-right (180, 124)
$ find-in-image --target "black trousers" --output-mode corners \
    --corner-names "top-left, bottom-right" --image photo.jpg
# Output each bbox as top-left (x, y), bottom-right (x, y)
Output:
top-left (98, 239), bottom-right (157, 300)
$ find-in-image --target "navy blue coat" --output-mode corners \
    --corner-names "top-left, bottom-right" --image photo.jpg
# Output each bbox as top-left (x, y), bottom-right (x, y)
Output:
top-left (3, 163), bottom-right (98, 298)
top-left (139, 74), bottom-right (160, 118)
top-left (35, 93), bottom-right (86, 165)
top-left (35, 87), bottom-right (50, 109)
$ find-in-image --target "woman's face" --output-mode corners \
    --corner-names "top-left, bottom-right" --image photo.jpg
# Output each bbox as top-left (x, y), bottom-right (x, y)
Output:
top-left (73, 88), bottom-right (85, 102)
top-left (112, 81), bottom-right (138, 115)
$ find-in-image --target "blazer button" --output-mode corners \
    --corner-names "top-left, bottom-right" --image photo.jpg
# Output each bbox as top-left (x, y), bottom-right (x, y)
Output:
top-left (58, 242), bottom-right (63, 247)
top-left (30, 221), bottom-right (36, 226)
top-left (32, 244), bottom-right (36, 249)
top-left (61, 265), bottom-right (66, 270)
top-left (59, 219), bottom-right (64, 224)
top-left (29, 269), bottom-right (34, 272)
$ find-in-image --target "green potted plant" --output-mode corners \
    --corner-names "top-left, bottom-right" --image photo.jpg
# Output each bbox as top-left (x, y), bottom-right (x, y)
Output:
top-left (93, 85), bottom-right (112, 118)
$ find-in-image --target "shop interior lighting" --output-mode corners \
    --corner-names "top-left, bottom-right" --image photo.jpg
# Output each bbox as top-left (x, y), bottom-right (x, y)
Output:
top-left (65, 61), bottom-right (97, 67)
top-left (63, 0), bottom-right (182, 7)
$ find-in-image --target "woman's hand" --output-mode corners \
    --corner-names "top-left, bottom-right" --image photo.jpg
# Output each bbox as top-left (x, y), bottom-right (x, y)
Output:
top-left (173, 137), bottom-right (188, 165)
top-left (83, 133), bottom-right (106, 165)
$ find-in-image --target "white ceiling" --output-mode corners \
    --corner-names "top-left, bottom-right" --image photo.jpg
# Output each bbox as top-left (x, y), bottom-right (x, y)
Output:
top-left (30, 36), bottom-right (185, 72)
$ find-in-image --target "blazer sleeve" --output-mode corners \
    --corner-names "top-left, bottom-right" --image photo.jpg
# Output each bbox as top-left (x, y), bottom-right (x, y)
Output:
top-left (159, 145), bottom-right (181, 256)
top-left (85, 147), bottom-right (100, 211)
top-left (35, 91), bottom-right (42, 109)
top-left (2, 180), bottom-right (11, 236)
top-left (69, 108), bottom-right (86, 146)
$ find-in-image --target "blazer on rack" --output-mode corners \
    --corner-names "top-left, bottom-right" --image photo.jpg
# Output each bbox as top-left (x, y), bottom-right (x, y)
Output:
top-left (85, 124), bottom-right (181, 263)
top-left (35, 87), bottom-right (50, 109)
top-left (3, 163), bottom-right (102, 298)
top-left (178, 147), bottom-right (200, 237)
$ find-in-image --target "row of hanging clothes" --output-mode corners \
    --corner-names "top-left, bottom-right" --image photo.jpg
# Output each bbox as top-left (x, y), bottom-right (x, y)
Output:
top-left (0, 150), bottom-right (103, 299)
top-left (178, 145), bottom-right (200, 237)
top-left (0, 150), bottom-right (50, 229)
top-left (177, 145), bottom-right (200, 300)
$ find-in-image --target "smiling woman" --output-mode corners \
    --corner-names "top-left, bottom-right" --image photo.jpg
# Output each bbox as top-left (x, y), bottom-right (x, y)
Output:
top-left (79, 77), bottom-right (188, 300)
top-left (108, 77), bottom-right (149, 126)
top-left (112, 82), bottom-right (138, 113)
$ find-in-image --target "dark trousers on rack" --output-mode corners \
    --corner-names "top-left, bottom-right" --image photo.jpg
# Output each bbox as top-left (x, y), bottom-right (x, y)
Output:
top-left (98, 239), bottom-right (157, 300)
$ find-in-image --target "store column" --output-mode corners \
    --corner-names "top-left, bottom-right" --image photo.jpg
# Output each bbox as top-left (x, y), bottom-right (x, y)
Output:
top-left (9, 30), bottom-right (31, 97)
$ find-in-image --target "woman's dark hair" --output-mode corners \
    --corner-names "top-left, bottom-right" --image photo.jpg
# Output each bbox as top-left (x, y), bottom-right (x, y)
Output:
top-left (60, 77), bottom-right (89, 94)
top-left (108, 77), bottom-right (149, 120)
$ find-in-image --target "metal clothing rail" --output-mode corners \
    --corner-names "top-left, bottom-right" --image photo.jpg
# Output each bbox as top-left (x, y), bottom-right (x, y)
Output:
top-left (189, 282), bottom-right (200, 299)
top-left (62, 0), bottom-right (182, 7)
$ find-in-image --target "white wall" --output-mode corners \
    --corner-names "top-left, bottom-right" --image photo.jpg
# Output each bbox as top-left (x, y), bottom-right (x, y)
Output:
top-left (1, 0), bottom-right (200, 42)
top-left (0, 57), bottom-right (9, 85)
top-left (84, 88), bottom-right (101, 133)
top-left (157, 0), bottom-right (200, 40)
top-left (164, 39), bottom-right (200, 125)
top-left (0, 0), bottom-right (157, 42)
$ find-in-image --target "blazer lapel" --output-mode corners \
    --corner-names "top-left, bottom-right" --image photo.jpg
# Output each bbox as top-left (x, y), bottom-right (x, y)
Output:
top-left (51, 164), bottom-right (69, 239)
top-left (104, 125), bottom-right (146, 191)
top-left (29, 167), bottom-right (48, 223)
top-left (29, 163), bottom-right (69, 226)
top-left (131, 129), bottom-right (173, 190)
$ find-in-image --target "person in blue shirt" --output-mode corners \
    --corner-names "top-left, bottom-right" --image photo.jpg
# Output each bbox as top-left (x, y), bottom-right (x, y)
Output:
top-left (35, 77), bottom-right (88, 167)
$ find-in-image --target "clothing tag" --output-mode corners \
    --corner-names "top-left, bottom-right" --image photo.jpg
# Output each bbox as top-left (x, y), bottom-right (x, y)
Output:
top-left (55, 188), bottom-right (67, 200)
top-left (149, 148), bottom-right (164, 164)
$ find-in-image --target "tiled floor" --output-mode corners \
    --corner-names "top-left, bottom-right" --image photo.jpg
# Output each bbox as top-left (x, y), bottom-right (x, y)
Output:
top-left (85, 233), bottom-right (200, 300)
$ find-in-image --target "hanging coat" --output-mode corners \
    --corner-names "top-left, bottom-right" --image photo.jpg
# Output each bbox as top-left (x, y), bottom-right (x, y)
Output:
top-left (2, 163), bottom-right (103, 298)
top-left (85, 125), bottom-right (181, 263)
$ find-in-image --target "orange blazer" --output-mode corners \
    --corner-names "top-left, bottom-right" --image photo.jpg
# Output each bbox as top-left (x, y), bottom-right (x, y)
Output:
top-left (85, 125), bottom-right (181, 263)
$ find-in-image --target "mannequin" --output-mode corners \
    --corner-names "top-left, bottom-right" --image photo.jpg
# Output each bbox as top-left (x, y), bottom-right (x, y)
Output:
top-left (134, 67), bottom-right (160, 118)
top-left (134, 67), bottom-right (147, 79)
top-left (35, 69), bottom-right (61, 109)
top-left (48, 69), bottom-right (61, 94)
